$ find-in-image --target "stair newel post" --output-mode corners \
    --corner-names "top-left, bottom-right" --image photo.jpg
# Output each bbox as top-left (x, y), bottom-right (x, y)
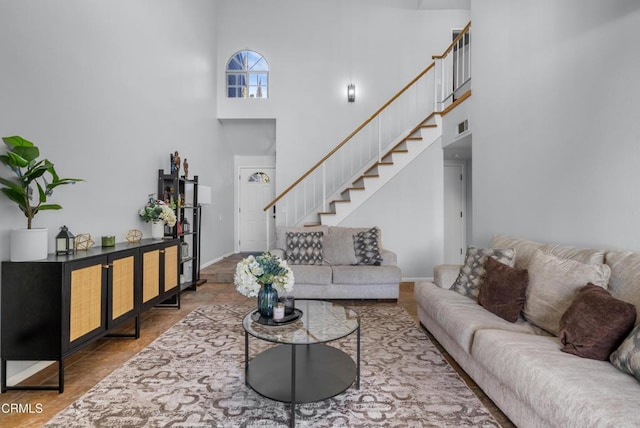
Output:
top-left (377, 115), bottom-right (382, 164)
top-left (322, 162), bottom-right (327, 214)
top-left (265, 208), bottom-right (271, 249)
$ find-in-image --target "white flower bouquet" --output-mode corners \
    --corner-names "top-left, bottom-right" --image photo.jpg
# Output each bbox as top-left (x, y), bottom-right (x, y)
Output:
top-left (234, 252), bottom-right (294, 297)
top-left (139, 195), bottom-right (177, 227)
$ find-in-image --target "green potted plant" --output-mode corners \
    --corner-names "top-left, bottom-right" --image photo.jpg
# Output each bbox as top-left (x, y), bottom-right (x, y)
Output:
top-left (0, 135), bottom-right (83, 261)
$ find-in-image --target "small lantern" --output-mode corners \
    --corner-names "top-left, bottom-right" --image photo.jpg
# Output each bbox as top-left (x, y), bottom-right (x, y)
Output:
top-left (56, 225), bottom-right (75, 256)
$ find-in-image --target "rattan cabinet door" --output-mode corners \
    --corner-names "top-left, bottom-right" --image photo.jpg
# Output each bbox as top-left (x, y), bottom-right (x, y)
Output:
top-left (142, 249), bottom-right (161, 305)
top-left (106, 248), bottom-right (139, 329)
top-left (163, 244), bottom-right (179, 293)
top-left (140, 240), bottom-right (180, 310)
top-left (64, 257), bottom-right (108, 351)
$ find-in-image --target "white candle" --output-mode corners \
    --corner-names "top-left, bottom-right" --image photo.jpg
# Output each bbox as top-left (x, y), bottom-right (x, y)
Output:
top-left (273, 304), bottom-right (285, 320)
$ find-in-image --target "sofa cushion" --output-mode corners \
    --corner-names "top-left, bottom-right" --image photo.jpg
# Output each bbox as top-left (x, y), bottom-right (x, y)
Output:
top-left (451, 246), bottom-right (516, 301)
top-left (559, 284), bottom-right (636, 360)
top-left (322, 226), bottom-right (382, 265)
top-left (524, 250), bottom-right (611, 335)
top-left (605, 250), bottom-right (640, 323)
top-left (478, 257), bottom-right (529, 323)
top-left (549, 245), bottom-right (606, 265)
top-left (414, 282), bottom-right (544, 353)
top-left (288, 265), bottom-right (332, 285)
top-left (472, 329), bottom-right (640, 428)
top-left (353, 227), bottom-right (383, 266)
top-left (285, 231), bottom-right (324, 265)
top-left (490, 235), bottom-right (550, 270)
top-left (490, 235), bottom-right (605, 270)
top-left (610, 323), bottom-right (640, 381)
top-left (332, 264), bottom-right (401, 285)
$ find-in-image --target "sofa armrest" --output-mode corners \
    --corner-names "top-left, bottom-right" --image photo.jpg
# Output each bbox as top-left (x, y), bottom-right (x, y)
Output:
top-left (433, 264), bottom-right (462, 289)
top-left (380, 249), bottom-right (397, 266)
top-left (270, 248), bottom-right (285, 259)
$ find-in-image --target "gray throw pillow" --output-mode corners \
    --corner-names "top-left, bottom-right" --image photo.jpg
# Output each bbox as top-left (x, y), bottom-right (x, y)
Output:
top-left (285, 231), bottom-right (324, 265)
top-left (451, 247), bottom-right (516, 301)
top-left (353, 227), bottom-right (383, 266)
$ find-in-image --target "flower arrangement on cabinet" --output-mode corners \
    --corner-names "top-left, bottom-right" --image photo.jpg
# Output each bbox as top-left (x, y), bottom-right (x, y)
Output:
top-left (138, 195), bottom-right (177, 226)
top-left (234, 252), bottom-right (294, 297)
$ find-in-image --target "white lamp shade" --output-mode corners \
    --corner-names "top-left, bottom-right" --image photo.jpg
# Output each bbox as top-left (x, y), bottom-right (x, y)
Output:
top-left (199, 185), bottom-right (212, 205)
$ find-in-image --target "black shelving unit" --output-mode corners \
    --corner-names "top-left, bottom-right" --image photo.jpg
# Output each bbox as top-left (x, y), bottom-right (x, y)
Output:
top-left (158, 169), bottom-right (207, 291)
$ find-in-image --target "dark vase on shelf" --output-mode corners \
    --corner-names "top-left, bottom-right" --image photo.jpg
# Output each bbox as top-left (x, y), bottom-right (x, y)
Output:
top-left (257, 283), bottom-right (278, 318)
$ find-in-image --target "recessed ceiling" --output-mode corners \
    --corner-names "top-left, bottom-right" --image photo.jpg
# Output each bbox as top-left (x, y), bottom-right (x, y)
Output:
top-left (443, 133), bottom-right (472, 160)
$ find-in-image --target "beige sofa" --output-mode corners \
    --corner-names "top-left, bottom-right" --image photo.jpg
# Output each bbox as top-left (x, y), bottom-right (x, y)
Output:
top-left (270, 225), bottom-right (401, 300)
top-left (414, 235), bottom-right (640, 428)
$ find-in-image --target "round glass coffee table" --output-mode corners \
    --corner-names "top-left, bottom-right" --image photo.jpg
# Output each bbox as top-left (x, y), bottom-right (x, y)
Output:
top-left (243, 300), bottom-right (360, 427)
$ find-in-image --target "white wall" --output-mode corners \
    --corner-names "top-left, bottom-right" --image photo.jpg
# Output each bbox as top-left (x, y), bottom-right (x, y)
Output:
top-left (0, 0), bottom-right (235, 263)
top-left (0, 0), bottom-right (234, 379)
top-left (471, 0), bottom-right (640, 250)
top-left (217, 0), bottom-right (470, 277)
top-left (340, 144), bottom-right (444, 278)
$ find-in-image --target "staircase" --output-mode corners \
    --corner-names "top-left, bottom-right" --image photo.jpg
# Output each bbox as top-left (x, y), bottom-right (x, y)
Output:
top-left (264, 22), bottom-right (471, 231)
top-left (318, 115), bottom-right (441, 226)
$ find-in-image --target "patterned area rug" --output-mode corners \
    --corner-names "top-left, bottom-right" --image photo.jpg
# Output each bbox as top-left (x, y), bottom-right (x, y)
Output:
top-left (46, 303), bottom-right (499, 427)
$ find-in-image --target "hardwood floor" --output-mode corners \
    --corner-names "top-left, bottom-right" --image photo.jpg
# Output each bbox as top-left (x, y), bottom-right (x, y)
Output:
top-left (0, 254), bottom-right (514, 427)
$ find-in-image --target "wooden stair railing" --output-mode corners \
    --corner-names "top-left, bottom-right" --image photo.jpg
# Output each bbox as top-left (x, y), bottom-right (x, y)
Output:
top-left (316, 115), bottom-right (439, 222)
top-left (262, 60), bottom-right (436, 214)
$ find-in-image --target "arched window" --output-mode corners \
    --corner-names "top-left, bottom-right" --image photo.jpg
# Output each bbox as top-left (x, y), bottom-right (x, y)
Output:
top-left (248, 172), bottom-right (271, 183)
top-left (226, 50), bottom-right (269, 98)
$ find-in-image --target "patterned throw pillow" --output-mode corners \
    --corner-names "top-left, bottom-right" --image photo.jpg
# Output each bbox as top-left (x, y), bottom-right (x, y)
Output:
top-left (451, 247), bottom-right (516, 300)
top-left (353, 227), bottom-right (383, 266)
top-left (285, 232), bottom-right (324, 265)
top-left (611, 324), bottom-right (640, 380)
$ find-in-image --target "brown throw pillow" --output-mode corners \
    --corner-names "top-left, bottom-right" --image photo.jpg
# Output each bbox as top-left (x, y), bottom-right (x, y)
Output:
top-left (559, 284), bottom-right (636, 361)
top-left (478, 256), bottom-right (529, 323)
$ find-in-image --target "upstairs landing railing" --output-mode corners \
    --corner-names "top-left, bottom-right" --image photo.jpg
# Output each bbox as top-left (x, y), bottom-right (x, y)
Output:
top-left (264, 22), bottom-right (471, 229)
top-left (433, 21), bottom-right (471, 112)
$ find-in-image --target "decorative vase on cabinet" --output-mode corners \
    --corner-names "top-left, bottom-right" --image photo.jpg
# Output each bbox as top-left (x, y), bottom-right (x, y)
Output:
top-left (151, 221), bottom-right (164, 240)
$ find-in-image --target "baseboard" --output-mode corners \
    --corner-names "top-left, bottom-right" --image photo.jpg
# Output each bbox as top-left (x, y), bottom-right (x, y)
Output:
top-left (6, 361), bottom-right (55, 387)
top-left (200, 251), bottom-right (235, 269)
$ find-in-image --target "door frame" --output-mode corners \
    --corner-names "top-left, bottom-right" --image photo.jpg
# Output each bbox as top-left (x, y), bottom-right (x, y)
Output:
top-left (236, 166), bottom-right (276, 253)
top-left (443, 160), bottom-right (467, 264)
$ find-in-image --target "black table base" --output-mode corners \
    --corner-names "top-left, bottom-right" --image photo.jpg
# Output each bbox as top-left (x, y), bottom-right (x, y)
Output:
top-left (247, 343), bottom-right (356, 402)
top-left (245, 331), bottom-right (360, 427)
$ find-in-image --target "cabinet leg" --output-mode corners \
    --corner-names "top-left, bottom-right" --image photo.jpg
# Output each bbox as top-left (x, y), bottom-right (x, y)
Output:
top-left (1, 359), bottom-right (7, 393)
top-left (58, 359), bottom-right (64, 393)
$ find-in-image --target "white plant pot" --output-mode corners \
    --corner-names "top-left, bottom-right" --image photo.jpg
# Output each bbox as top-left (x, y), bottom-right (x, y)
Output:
top-left (10, 228), bottom-right (49, 261)
top-left (151, 221), bottom-right (164, 240)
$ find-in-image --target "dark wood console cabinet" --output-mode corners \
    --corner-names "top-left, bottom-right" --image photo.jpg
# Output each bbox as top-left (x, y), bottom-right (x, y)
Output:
top-left (1, 238), bottom-right (179, 393)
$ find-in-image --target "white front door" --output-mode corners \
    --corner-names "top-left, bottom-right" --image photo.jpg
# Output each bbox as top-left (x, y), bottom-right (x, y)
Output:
top-left (239, 168), bottom-right (275, 252)
top-left (443, 162), bottom-right (465, 264)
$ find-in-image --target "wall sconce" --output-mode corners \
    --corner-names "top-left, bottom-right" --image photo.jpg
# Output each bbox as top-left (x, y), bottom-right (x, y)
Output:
top-left (347, 84), bottom-right (356, 103)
